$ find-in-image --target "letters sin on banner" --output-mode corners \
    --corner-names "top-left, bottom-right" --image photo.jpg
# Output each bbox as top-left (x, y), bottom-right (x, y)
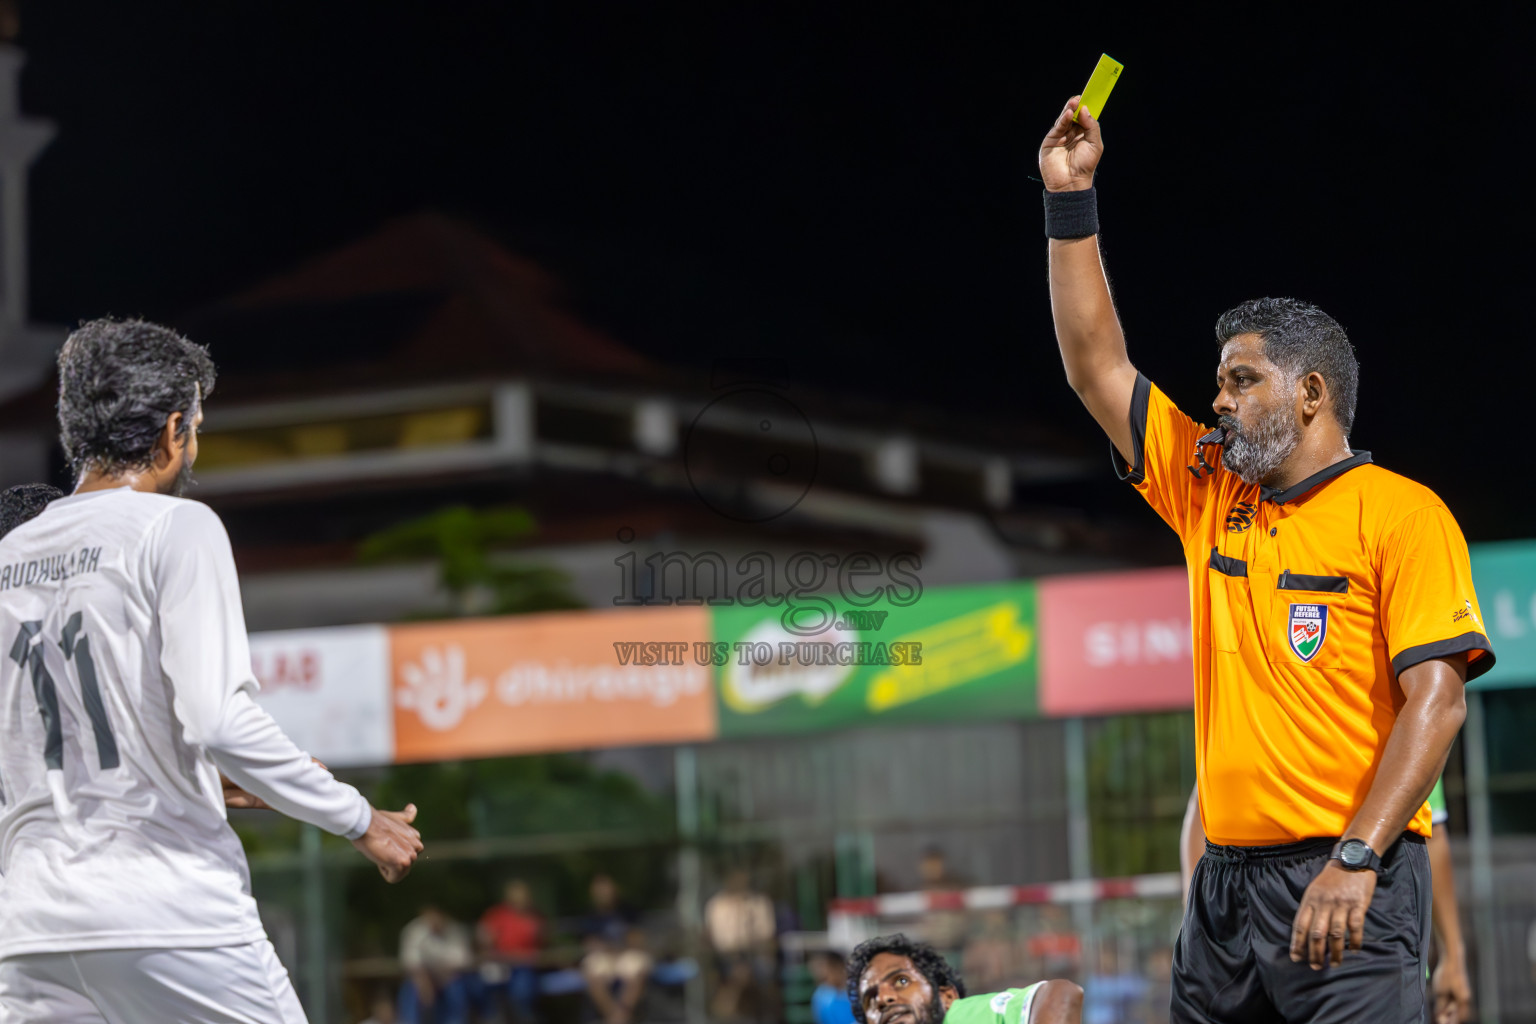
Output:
top-left (1037, 567), bottom-right (1194, 716)
top-left (390, 606), bottom-right (716, 763)
top-left (249, 625), bottom-right (394, 768)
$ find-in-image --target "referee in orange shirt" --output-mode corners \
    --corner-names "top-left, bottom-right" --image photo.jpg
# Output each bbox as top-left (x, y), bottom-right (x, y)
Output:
top-left (1037, 97), bottom-right (1494, 1023)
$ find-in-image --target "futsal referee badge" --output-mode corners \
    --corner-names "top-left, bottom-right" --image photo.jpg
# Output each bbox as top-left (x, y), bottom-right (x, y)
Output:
top-left (1288, 604), bottom-right (1328, 662)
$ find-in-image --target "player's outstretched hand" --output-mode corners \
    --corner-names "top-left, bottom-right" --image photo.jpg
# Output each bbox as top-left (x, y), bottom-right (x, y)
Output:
top-left (353, 803), bottom-right (423, 883)
top-left (1039, 95), bottom-right (1102, 193)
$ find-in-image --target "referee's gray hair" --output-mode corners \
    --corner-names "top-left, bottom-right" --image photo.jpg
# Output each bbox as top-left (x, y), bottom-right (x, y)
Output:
top-left (1216, 297), bottom-right (1359, 433)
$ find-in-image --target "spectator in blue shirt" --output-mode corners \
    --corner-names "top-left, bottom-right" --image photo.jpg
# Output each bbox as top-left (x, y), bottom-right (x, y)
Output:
top-left (810, 952), bottom-right (855, 1024)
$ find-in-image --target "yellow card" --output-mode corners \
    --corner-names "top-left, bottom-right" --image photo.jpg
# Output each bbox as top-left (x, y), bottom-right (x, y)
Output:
top-left (1075, 53), bottom-right (1123, 122)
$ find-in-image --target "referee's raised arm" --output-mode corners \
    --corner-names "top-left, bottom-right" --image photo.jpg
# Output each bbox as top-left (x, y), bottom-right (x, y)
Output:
top-left (1039, 96), bottom-right (1138, 462)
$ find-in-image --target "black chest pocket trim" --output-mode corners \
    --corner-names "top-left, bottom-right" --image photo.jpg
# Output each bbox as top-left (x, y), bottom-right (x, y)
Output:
top-left (1278, 571), bottom-right (1349, 594)
top-left (1209, 547), bottom-right (1248, 577)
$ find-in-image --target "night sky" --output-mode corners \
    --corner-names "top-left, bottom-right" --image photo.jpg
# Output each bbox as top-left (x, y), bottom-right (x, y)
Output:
top-left (16, 5), bottom-right (1533, 540)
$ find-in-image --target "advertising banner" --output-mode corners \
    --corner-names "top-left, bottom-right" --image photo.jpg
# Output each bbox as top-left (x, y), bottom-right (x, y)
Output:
top-left (249, 625), bottom-right (394, 768)
top-left (712, 581), bottom-right (1038, 737)
top-left (1469, 540), bottom-right (1536, 690)
top-left (389, 606), bottom-right (715, 763)
top-left (237, 540), bottom-right (1536, 769)
top-left (1037, 567), bottom-right (1194, 715)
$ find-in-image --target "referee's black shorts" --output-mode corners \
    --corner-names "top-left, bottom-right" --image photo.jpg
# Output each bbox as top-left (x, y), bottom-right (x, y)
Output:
top-left (1171, 832), bottom-right (1430, 1024)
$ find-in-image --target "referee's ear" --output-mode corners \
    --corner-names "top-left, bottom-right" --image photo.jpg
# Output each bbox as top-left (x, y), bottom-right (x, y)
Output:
top-left (1300, 370), bottom-right (1330, 421)
top-left (939, 986), bottom-right (959, 1010)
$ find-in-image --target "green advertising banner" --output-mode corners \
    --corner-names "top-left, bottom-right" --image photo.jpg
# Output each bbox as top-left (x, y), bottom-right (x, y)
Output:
top-left (1470, 540), bottom-right (1536, 690)
top-left (712, 581), bottom-right (1038, 736)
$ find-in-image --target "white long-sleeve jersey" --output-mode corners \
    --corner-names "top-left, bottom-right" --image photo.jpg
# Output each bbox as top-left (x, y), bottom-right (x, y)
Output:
top-left (0, 487), bottom-right (372, 958)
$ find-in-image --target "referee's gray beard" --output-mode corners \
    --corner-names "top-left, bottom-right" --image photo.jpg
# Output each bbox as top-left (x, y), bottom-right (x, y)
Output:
top-left (1219, 401), bottom-right (1301, 485)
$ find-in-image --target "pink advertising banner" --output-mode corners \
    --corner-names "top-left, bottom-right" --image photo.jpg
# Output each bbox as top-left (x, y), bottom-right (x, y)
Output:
top-left (1037, 567), bottom-right (1195, 716)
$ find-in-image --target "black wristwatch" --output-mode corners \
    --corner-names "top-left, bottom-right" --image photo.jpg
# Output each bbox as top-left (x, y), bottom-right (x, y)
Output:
top-left (1330, 839), bottom-right (1381, 873)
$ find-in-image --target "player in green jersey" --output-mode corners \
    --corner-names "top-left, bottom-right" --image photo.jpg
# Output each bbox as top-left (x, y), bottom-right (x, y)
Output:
top-left (848, 934), bottom-right (1081, 1024)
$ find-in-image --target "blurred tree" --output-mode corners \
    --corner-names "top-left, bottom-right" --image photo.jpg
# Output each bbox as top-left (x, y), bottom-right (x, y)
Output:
top-left (1086, 712), bottom-right (1196, 877)
top-left (228, 808), bottom-right (302, 858)
top-left (356, 504), bottom-right (584, 616)
top-left (372, 754), bottom-right (670, 844)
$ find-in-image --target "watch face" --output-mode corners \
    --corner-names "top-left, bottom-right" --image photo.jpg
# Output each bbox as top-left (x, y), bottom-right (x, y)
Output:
top-left (1341, 841), bottom-right (1369, 867)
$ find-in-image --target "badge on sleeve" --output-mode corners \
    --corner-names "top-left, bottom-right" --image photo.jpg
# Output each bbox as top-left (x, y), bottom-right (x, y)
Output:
top-left (1289, 604), bottom-right (1328, 662)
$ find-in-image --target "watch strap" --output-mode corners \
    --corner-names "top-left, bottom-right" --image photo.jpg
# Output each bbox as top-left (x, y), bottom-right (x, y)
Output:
top-left (1329, 839), bottom-right (1381, 873)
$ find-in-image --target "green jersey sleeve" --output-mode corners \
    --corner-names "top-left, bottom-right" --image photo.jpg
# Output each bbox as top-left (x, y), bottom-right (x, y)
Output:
top-left (1428, 776), bottom-right (1448, 826)
top-left (944, 985), bottom-right (1046, 1024)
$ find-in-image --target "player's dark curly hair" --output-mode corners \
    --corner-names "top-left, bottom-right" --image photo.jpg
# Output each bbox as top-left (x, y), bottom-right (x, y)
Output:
top-left (846, 934), bottom-right (966, 1024)
top-left (1215, 297), bottom-right (1359, 434)
top-left (56, 318), bottom-right (217, 477)
top-left (0, 483), bottom-right (63, 537)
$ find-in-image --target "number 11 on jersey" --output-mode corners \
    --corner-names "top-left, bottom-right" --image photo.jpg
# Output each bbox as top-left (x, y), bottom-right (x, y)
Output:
top-left (9, 611), bottom-right (121, 782)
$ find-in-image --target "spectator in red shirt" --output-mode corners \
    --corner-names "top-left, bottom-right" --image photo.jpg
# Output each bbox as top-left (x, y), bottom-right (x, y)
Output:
top-left (479, 879), bottom-right (543, 1023)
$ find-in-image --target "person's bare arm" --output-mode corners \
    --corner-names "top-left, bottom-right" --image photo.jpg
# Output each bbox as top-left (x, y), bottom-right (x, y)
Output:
top-left (410, 968), bottom-right (436, 1007)
top-left (618, 973), bottom-right (647, 1018)
top-left (1039, 96), bottom-right (1137, 461)
top-left (476, 919), bottom-right (501, 961)
top-left (1290, 654), bottom-right (1466, 969)
top-left (1428, 824), bottom-right (1472, 1022)
top-left (1028, 980), bottom-right (1083, 1024)
top-left (585, 966), bottom-right (619, 1020)
top-left (1180, 786), bottom-right (1204, 905)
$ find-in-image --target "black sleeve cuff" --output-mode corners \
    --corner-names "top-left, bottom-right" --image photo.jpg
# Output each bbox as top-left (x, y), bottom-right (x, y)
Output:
top-left (1390, 632), bottom-right (1497, 682)
top-left (1111, 372), bottom-right (1152, 485)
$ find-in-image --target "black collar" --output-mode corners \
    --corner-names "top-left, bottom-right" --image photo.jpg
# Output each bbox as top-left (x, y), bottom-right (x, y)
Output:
top-left (1259, 450), bottom-right (1373, 505)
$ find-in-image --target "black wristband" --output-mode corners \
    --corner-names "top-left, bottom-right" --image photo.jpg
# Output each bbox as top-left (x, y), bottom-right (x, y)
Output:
top-left (1043, 186), bottom-right (1098, 239)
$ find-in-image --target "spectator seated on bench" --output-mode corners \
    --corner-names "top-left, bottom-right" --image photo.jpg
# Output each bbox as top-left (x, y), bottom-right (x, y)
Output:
top-left (479, 880), bottom-right (544, 1023)
top-left (398, 905), bottom-right (482, 1024)
top-left (582, 925), bottom-right (653, 1024)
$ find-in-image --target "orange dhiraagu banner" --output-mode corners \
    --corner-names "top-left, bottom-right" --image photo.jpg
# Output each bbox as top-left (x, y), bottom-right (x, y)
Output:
top-left (389, 606), bottom-right (716, 763)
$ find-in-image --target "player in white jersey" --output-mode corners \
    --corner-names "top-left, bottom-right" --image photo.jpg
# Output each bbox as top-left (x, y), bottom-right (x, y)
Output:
top-left (3, 486), bottom-right (279, 822)
top-left (0, 319), bottom-right (423, 1023)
